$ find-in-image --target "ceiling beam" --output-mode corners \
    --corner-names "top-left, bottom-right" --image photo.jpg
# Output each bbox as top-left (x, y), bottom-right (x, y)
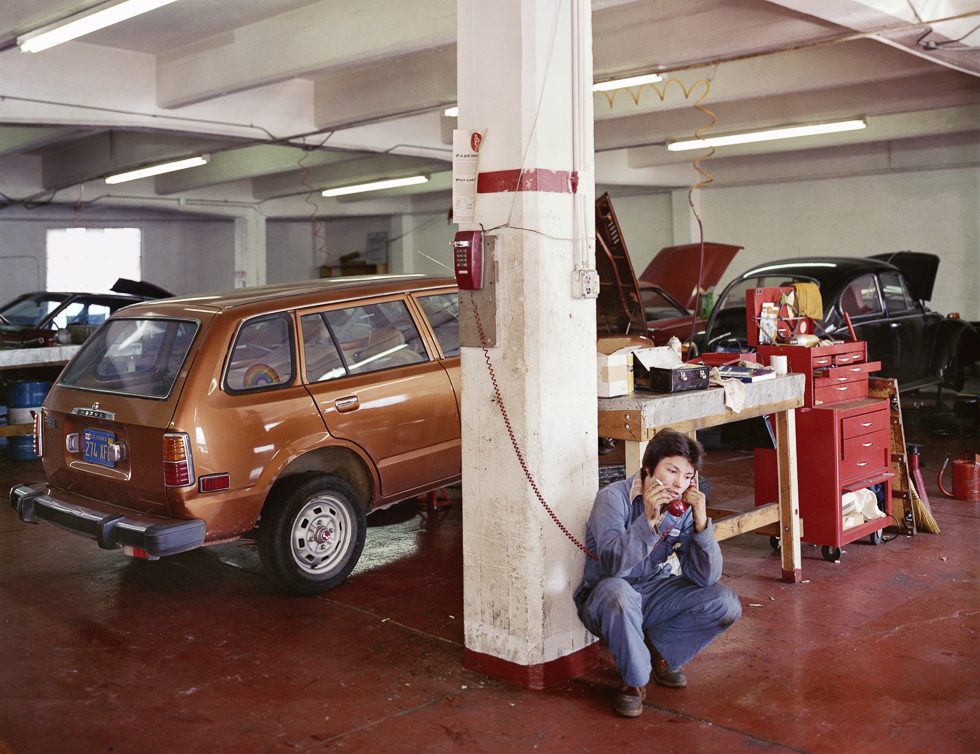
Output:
top-left (154, 144), bottom-right (367, 194)
top-left (156, 0), bottom-right (455, 109)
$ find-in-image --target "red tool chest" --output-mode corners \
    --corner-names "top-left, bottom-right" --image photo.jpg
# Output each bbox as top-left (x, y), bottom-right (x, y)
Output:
top-left (755, 342), bottom-right (893, 561)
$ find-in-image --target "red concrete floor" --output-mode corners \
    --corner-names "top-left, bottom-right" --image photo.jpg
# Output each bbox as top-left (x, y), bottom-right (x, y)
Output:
top-left (0, 390), bottom-right (977, 753)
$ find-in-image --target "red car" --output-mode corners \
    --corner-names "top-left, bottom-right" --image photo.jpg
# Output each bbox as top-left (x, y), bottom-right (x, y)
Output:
top-left (595, 194), bottom-right (740, 349)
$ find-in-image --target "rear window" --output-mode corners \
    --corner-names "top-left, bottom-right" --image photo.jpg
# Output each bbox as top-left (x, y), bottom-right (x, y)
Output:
top-left (59, 318), bottom-right (199, 398)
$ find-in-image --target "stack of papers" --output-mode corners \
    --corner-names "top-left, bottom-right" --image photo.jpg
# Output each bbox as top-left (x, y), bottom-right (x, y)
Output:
top-left (715, 364), bottom-right (776, 383)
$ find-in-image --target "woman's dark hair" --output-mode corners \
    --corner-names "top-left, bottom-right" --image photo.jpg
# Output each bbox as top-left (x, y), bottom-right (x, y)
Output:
top-left (641, 428), bottom-right (704, 477)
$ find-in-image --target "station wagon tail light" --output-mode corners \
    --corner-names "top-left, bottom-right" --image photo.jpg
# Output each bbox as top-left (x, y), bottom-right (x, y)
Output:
top-left (33, 410), bottom-right (43, 457)
top-left (198, 473), bottom-right (230, 493)
top-left (163, 432), bottom-right (195, 487)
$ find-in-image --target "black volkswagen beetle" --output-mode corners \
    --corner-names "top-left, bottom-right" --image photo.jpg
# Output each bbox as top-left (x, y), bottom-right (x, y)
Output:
top-left (702, 252), bottom-right (979, 391)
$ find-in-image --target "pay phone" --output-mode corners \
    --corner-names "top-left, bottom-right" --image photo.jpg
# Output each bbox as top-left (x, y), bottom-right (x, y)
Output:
top-left (452, 230), bottom-right (483, 290)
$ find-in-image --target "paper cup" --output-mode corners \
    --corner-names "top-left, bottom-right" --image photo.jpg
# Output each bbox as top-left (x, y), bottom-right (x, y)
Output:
top-left (770, 354), bottom-right (788, 375)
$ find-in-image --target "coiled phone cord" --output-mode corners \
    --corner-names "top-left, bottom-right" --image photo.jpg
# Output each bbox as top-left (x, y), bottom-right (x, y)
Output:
top-left (471, 295), bottom-right (598, 561)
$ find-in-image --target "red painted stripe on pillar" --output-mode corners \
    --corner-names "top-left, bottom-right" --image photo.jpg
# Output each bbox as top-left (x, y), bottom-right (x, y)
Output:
top-left (477, 168), bottom-right (578, 194)
top-left (463, 643), bottom-right (598, 690)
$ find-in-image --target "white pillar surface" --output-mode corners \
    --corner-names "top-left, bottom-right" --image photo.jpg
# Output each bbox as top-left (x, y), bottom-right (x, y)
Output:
top-left (234, 212), bottom-right (267, 288)
top-left (458, 0), bottom-right (598, 670)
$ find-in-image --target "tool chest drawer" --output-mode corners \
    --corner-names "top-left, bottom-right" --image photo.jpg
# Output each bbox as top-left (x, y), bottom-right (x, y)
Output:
top-left (841, 429), bottom-right (890, 480)
top-left (814, 379), bottom-right (869, 405)
top-left (814, 360), bottom-right (881, 383)
top-left (841, 405), bottom-right (889, 438)
top-left (757, 342), bottom-right (871, 407)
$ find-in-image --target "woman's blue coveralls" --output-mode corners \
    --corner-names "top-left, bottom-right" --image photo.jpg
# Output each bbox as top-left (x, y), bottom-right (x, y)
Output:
top-left (573, 473), bottom-right (742, 688)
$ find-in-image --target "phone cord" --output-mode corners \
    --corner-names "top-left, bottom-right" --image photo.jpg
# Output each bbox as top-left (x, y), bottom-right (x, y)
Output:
top-left (471, 296), bottom-right (598, 561)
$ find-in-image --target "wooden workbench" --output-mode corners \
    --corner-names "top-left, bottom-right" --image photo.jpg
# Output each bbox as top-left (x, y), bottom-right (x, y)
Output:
top-left (0, 345), bottom-right (80, 438)
top-left (599, 374), bottom-right (806, 582)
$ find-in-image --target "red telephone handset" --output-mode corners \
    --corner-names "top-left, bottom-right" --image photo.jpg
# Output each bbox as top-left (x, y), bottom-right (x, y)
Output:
top-left (453, 230), bottom-right (483, 290)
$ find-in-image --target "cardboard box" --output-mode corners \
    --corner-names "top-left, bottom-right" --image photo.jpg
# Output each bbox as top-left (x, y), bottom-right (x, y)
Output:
top-left (597, 339), bottom-right (645, 397)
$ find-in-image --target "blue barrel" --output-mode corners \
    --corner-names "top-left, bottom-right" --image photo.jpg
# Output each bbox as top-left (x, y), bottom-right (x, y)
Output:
top-left (8, 381), bottom-right (51, 461)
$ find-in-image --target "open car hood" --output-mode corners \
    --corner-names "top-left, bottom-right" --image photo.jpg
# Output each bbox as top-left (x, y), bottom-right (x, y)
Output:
top-left (638, 243), bottom-right (742, 311)
top-left (110, 278), bottom-right (174, 299)
top-left (868, 251), bottom-right (938, 302)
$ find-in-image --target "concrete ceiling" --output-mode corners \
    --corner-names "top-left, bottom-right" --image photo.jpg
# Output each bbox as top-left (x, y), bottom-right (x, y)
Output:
top-left (0, 0), bottom-right (978, 219)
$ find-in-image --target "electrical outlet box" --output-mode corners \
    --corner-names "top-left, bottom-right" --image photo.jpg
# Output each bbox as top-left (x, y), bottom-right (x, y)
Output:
top-left (573, 268), bottom-right (600, 299)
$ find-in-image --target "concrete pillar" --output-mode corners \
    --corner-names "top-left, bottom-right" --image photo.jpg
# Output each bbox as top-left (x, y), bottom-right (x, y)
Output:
top-left (234, 211), bottom-right (266, 288)
top-left (458, 0), bottom-right (599, 688)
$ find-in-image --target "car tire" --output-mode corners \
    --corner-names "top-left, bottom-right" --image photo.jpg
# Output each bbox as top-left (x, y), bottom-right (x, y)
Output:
top-left (258, 473), bottom-right (366, 595)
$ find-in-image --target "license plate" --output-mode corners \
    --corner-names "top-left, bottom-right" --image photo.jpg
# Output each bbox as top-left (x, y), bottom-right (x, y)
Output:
top-left (83, 428), bottom-right (116, 468)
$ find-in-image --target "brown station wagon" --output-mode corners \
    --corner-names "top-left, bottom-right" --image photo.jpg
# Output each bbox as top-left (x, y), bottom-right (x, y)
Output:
top-left (10, 276), bottom-right (461, 594)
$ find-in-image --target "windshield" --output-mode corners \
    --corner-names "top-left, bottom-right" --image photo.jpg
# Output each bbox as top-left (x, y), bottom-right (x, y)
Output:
top-left (0, 294), bottom-right (69, 328)
top-left (706, 274), bottom-right (821, 351)
top-left (59, 318), bottom-right (199, 399)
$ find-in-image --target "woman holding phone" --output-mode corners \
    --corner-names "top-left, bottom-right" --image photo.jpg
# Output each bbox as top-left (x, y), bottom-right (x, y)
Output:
top-left (573, 428), bottom-right (742, 718)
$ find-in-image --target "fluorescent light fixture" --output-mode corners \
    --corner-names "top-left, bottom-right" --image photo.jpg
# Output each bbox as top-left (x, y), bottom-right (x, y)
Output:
top-left (592, 73), bottom-right (663, 92)
top-left (667, 119), bottom-right (867, 151)
top-left (444, 106), bottom-right (459, 117)
top-left (321, 175), bottom-right (429, 197)
top-left (105, 155), bottom-right (208, 185)
top-left (18, 0), bottom-right (180, 53)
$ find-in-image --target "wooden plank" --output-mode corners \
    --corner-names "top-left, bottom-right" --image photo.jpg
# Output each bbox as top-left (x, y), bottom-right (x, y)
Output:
top-left (0, 423), bottom-right (33, 438)
top-left (713, 503), bottom-right (780, 541)
top-left (774, 408), bottom-right (803, 583)
top-left (868, 377), bottom-right (918, 534)
top-left (597, 410), bottom-right (644, 442)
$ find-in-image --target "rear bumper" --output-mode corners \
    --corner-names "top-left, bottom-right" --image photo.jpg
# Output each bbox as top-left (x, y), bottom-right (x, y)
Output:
top-left (9, 484), bottom-right (206, 557)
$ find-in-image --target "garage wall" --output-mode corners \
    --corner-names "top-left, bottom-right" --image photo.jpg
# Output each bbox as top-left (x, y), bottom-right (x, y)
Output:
top-left (0, 208), bottom-right (235, 302)
top-left (601, 192), bottom-right (674, 277)
top-left (609, 166), bottom-right (980, 321)
top-left (266, 216), bottom-right (397, 283)
top-left (388, 212), bottom-right (455, 276)
top-left (702, 167), bottom-right (980, 320)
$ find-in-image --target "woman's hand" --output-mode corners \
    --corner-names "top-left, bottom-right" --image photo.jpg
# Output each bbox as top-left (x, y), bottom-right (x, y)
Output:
top-left (683, 483), bottom-right (708, 532)
top-left (642, 476), bottom-right (675, 531)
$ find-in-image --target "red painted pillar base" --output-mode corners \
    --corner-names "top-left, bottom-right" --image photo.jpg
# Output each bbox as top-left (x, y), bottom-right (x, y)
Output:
top-left (463, 642), bottom-right (599, 691)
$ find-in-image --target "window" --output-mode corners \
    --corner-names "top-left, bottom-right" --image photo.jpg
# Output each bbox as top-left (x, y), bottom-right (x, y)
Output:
top-left (880, 272), bottom-right (914, 314)
top-left (300, 313), bottom-right (346, 383)
top-left (839, 275), bottom-right (882, 318)
top-left (417, 293), bottom-right (460, 357)
top-left (225, 314), bottom-right (295, 391)
top-left (59, 318), bottom-right (198, 399)
top-left (325, 300), bottom-right (427, 376)
top-left (56, 300), bottom-right (113, 329)
top-left (47, 228), bottom-right (141, 292)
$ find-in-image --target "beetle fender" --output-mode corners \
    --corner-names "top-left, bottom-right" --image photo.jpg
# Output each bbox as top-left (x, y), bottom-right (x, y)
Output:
top-left (931, 319), bottom-right (980, 390)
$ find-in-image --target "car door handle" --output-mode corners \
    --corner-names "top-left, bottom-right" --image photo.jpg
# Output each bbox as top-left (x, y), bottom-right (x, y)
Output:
top-left (334, 396), bottom-right (359, 412)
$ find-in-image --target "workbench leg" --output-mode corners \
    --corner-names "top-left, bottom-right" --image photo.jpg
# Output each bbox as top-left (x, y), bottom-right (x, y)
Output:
top-left (774, 409), bottom-right (802, 583)
top-left (624, 439), bottom-right (648, 477)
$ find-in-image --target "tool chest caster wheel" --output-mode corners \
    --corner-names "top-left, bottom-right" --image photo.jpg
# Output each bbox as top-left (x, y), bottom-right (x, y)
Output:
top-left (821, 545), bottom-right (841, 562)
top-left (769, 536), bottom-right (781, 551)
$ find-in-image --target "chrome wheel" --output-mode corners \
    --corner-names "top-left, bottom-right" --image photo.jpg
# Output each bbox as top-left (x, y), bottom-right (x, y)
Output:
top-left (290, 495), bottom-right (354, 575)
